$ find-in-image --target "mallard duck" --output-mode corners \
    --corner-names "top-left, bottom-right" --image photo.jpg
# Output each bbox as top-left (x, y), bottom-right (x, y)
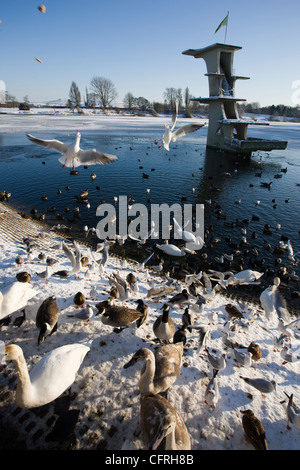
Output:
top-left (0, 282), bottom-right (37, 320)
top-left (96, 299), bottom-right (148, 329)
top-left (153, 304), bottom-right (175, 343)
top-left (140, 393), bottom-right (191, 450)
top-left (123, 342), bottom-right (183, 395)
top-left (16, 272), bottom-right (31, 283)
top-left (36, 296), bottom-right (60, 345)
top-left (80, 256), bottom-right (89, 267)
top-left (168, 289), bottom-right (189, 306)
top-left (225, 304), bottom-right (244, 319)
top-left (3, 343), bottom-right (89, 408)
top-left (241, 409), bottom-right (268, 450)
top-left (74, 292), bottom-right (86, 308)
top-left (173, 324), bottom-right (188, 345)
top-left (247, 342), bottom-right (262, 361)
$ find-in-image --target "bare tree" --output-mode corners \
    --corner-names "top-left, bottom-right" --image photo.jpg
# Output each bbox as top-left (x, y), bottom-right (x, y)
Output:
top-left (90, 76), bottom-right (117, 110)
top-left (69, 81), bottom-right (81, 108)
top-left (163, 87), bottom-right (182, 112)
top-left (123, 92), bottom-right (135, 111)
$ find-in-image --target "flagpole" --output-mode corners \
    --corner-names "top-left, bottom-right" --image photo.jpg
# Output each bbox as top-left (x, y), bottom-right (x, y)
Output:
top-left (224, 11), bottom-right (229, 43)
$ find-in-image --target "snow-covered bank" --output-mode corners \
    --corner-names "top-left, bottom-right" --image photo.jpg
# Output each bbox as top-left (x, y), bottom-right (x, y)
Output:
top-left (0, 203), bottom-right (299, 451)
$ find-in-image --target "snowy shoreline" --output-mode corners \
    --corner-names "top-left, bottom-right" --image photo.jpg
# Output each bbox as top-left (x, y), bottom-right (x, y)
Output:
top-left (0, 201), bottom-right (300, 450)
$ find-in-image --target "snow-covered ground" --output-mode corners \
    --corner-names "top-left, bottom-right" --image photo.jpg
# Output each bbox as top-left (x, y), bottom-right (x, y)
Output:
top-left (0, 202), bottom-right (299, 451)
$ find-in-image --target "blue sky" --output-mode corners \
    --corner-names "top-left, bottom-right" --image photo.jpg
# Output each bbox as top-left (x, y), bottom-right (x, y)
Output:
top-left (1, 0), bottom-right (300, 107)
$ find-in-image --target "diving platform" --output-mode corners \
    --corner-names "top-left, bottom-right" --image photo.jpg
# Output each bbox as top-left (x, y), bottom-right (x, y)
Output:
top-left (182, 43), bottom-right (288, 155)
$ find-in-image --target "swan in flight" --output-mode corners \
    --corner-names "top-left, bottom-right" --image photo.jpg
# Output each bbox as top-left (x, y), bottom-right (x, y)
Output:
top-left (162, 103), bottom-right (205, 151)
top-left (27, 131), bottom-right (118, 169)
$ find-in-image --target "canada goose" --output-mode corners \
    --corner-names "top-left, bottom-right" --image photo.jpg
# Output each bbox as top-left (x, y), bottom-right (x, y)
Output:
top-left (36, 296), bottom-right (60, 345)
top-left (123, 342), bottom-right (183, 395)
top-left (96, 299), bottom-right (148, 329)
top-left (140, 393), bottom-right (191, 450)
top-left (153, 304), bottom-right (176, 343)
top-left (3, 343), bottom-right (89, 408)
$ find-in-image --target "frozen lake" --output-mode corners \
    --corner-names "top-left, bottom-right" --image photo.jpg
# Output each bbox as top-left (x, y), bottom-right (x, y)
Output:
top-left (0, 113), bottom-right (299, 296)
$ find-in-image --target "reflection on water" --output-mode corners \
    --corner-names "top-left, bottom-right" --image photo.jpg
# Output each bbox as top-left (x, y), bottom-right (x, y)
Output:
top-left (0, 125), bottom-right (299, 285)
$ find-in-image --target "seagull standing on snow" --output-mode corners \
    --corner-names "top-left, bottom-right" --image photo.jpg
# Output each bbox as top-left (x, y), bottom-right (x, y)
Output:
top-left (27, 131), bottom-right (118, 170)
top-left (162, 103), bottom-right (205, 151)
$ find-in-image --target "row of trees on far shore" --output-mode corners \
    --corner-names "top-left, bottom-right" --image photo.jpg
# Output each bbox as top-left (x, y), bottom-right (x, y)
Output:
top-left (2, 77), bottom-right (300, 121)
top-left (67, 78), bottom-right (205, 117)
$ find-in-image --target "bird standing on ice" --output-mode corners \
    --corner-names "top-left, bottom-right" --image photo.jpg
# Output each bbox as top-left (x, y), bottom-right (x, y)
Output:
top-left (27, 131), bottom-right (118, 170)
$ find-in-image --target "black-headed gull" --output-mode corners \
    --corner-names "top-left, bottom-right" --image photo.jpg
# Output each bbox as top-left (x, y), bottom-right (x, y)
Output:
top-left (27, 131), bottom-right (118, 169)
top-left (162, 103), bottom-right (206, 151)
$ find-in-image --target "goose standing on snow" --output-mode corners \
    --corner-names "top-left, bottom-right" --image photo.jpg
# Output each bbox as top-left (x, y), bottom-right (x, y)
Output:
top-left (0, 281), bottom-right (37, 321)
top-left (27, 131), bottom-right (118, 170)
top-left (140, 393), bottom-right (191, 450)
top-left (153, 303), bottom-right (176, 343)
top-left (2, 343), bottom-right (90, 408)
top-left (36, 296), bottom-right (60, 345)
top-left (123, 342), bottom-right (183, 396)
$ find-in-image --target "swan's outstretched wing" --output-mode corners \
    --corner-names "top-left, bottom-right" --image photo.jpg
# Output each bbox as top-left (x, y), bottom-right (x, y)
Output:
top-left (171, 123), bottom-right (205, 142)
top-left (77, 149), bottom-right (118, 165)
top-left (27, 134), bottom-right (69, 154)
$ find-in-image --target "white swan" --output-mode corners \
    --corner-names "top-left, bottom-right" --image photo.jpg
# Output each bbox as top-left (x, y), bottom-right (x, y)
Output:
top-left (123, 342), bottom-right (183, 395)
top-left (27, 131), bottom-right (118, 169)
top-left (3, 343), bottom-right (90, 408)
top-left (157, 243), bottom-right (195, 257)
top-left (226, 269), bottom-right (264, 286)
top-left (0, 281), bottom-right (37, 320)
top-left (140, 394), bottom-right (191, 450)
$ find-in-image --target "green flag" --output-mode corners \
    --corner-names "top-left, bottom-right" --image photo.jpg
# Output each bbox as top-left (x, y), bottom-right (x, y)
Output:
top-left (215, 13), bottom-right (229, 34)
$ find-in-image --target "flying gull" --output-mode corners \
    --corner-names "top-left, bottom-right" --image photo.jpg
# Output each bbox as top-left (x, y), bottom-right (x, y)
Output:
top-left (27, 131), bottom-right (118, 170)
